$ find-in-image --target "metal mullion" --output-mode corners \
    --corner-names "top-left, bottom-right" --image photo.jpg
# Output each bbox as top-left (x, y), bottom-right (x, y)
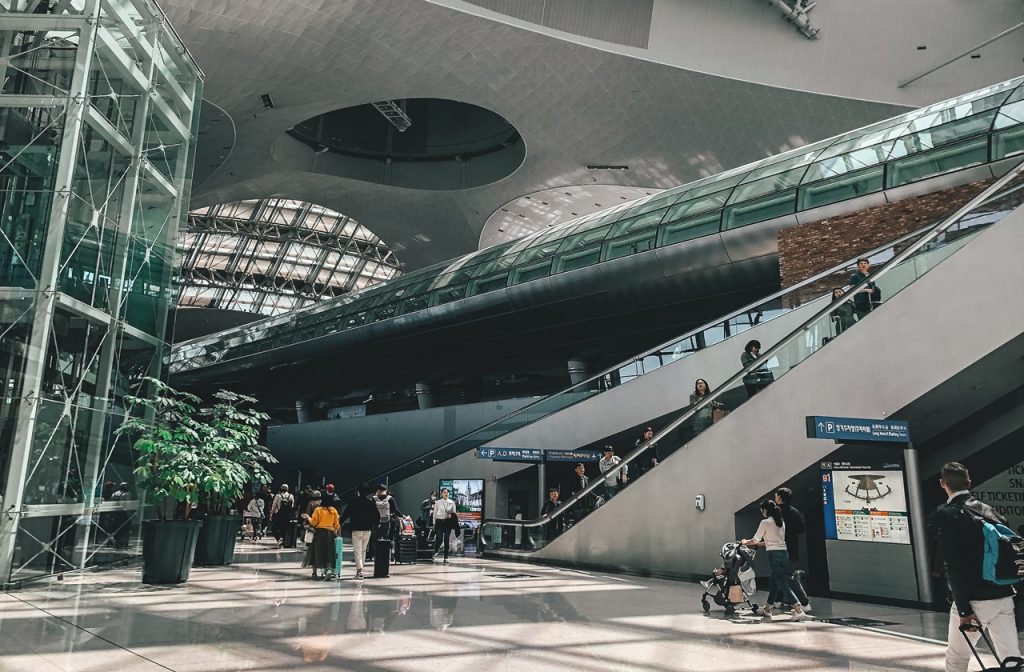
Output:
top-left (0, 13), bottom-right (85, 30)
top-left (0, 0), bottom-right (102, 584)
top-left (84, 104), bottom-right (133, 155)
top-left (0, 94), bottom-right (66, 107)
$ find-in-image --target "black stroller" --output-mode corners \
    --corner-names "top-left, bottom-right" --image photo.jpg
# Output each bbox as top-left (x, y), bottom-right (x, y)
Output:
top-left (700, 542), bottom-right (760, 615)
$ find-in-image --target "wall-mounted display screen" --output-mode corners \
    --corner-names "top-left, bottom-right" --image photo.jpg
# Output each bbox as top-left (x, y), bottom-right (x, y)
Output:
top-left (821, 460), bottom-right (910, 544)
top-left (438, 479), bottom-right (484, 528)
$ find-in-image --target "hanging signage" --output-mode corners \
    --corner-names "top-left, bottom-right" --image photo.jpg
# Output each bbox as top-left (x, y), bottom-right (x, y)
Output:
top-left (545, 449), bottom-right (603, 463)
top-left (475, 447), bottom-right (543, 462)
top-left (806, 416), bottom-right (910, 443)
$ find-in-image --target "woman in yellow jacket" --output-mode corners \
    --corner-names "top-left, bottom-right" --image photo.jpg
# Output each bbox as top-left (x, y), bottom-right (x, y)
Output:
top-left (306, 497), bottom-right (340, 580)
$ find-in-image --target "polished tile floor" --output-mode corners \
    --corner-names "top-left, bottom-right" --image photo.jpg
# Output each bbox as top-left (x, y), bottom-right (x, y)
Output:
top-left (0, 540), bottom-right (1019, 672)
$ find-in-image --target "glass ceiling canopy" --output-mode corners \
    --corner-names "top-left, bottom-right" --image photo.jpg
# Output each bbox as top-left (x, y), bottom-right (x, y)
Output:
top-left (171, 76), bottom-right (1024, 371)
top-left (178, 199), bottom-right (401, 316)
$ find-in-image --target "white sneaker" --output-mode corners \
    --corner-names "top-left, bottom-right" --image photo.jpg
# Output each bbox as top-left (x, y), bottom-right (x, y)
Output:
top-left (801, 603), bottom-right (812, 613)
top-left (762, 605), bottom-right (774, 621)
top-left (791, 609), bottom-right (808, 622)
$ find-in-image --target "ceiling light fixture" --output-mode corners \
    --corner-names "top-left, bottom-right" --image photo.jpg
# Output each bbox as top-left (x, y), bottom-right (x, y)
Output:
top-left (372, 100), bottom-right (412, 132)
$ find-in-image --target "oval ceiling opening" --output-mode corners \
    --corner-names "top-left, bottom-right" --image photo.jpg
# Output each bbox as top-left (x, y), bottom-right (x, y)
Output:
top-left (279, 98), bottom-right (525, 190)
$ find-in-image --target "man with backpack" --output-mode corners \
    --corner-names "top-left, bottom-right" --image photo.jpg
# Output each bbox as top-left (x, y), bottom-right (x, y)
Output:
top-left (935, 462), bottom-right (1021, 671)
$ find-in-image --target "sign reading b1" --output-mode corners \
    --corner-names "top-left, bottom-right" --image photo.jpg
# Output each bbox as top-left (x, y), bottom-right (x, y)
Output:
top-left (806, 416), bottom-right (910, 443)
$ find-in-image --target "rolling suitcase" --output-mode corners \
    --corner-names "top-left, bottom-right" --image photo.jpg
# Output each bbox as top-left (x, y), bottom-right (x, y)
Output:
top-left (333, 536), bottom-right (344, 576)
top-left (395, 536), bottom-right (417, 564)
top-left (960, 626), bottom-right (1024, 670)
top-left (372, 539), bottom-right (391, 578)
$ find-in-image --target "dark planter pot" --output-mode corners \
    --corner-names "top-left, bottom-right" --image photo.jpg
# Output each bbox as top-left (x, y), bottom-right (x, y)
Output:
top-left (193, 514), bottom-right (241, 566)
top-left (141, 519), bottom-right (203, 585)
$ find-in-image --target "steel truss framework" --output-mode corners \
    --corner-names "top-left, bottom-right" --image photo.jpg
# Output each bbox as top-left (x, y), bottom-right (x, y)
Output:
top-left (0, 0), bottom-right (202, 586)
top-left (179, 198), bottom-right (401, 316)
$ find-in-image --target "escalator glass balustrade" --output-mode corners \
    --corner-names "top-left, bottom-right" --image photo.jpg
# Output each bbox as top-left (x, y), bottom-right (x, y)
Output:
top-left (479, 163), bottom-right (1024, 554)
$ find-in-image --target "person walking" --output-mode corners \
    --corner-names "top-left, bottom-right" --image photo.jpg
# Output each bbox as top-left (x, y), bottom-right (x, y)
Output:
top-left (431, 487), bottom-right (458, 564)
top-left (598, 447), bottom-right (626, 501)
top-left (244, 495), bottom-right (264, 540)
top-left (935, 462), bottom-right (1020, 672)
top-left (742, 499), bottom-right (808, 621)
top-left (849, 257), bottom-right (881, 320)
top-left (774, 487), bottom-right (811, 612)
top-left (306, 495), bottom-right (340, 580)
top-left (270, 484), bottom-right (297, 548)
top-left (340, 488), bottom-right (378, 580)
top-left (741, 340), bottom-right (772, 399)
top-left (420, 491), bottom-right (437, 528)
top-left (372, 484), bottom-right (401, 560)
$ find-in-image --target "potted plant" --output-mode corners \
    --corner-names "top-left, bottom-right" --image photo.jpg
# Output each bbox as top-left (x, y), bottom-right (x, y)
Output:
top-left (192, 390), bottom-right (275, 566)
top-left (116, 379), bottom-right (276, 582)
top-left (115, 378), bottom-right (208, 584)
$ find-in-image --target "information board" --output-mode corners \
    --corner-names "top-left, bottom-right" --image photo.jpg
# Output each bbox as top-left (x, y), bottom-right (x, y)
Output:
top-left (807, 416), bottom-right (910, 443)
top-left (475, 447), bottom-right (543, 462)
top-left (438, 478), bottom-right (484, 528)
top-left (821, 460), bottom-right (911, 544)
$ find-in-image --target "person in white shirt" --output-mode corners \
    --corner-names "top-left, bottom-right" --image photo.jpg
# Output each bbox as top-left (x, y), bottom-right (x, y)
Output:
top-left (244, 497), bottom-right (264, 539)
top-left (598, 446), bottom-right (627, 501)
top-left (742, 499), bottom-right (808, 621)
top-left (431, 488), bottom-right (458, 563)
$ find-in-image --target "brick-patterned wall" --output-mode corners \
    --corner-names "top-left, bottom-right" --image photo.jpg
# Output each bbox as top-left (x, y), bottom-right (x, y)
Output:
top-left (778, 179), bottom-right (994, 305)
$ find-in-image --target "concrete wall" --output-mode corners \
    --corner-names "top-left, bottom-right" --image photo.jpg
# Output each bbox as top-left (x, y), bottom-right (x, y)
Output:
top-left (266, 397), bottom-right (537, 492)
top-left (534, 203), bottom-right (1024, 580)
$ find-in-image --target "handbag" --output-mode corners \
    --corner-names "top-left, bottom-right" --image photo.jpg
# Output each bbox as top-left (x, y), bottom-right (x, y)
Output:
top-left (727, 584), bottom-right (744, 604)
top-left (303, 528), bottom-right (314, 544)
top-left (712, 408), bottom-right (729, 423)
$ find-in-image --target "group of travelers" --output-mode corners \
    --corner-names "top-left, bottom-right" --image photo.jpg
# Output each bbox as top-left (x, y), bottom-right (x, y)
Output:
top-left (735, 462), bottom-right (1022, 672)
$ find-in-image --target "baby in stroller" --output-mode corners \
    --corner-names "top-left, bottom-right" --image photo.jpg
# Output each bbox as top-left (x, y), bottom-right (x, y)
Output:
top-left (700, 542), bottom-right (759, 615)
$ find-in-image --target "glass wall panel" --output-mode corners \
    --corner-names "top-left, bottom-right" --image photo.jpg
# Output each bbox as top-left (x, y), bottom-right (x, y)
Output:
top-left (798, 166), bottom-right (884, 210)
top-left (992, 125), bottom-right (1024, 160)
top-left (0, 106), bottom-right (64, 287)
top-left (658, 212), bottom-right (720, 246)
top-left (887, 137), bottom-right (989, 188)
top-left (0, 1), bottom-right (203, 583)
top-left (722, 191), bottom-right (796, 230)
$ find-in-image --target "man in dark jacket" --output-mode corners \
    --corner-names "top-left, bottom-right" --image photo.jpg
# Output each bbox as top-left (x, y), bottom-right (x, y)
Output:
top-left (849, 258), bottom-right (881, 320)
top-left (775, 487), bottom-right (811, 611)
top-left (340, 488), bottom-right (379, 579)
top-left (935, 462), bottom-right (1020, 671)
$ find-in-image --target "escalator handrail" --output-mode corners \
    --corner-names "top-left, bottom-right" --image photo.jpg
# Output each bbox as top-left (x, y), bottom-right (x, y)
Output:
top-left (354, 219), bottom-right (961, 493)
top-left (480, 159), bottom-right (1024, 532)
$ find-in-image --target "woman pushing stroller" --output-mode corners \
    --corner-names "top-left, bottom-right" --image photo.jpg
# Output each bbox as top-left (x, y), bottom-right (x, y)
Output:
top-left (741, 499), bottom-right (808, 622)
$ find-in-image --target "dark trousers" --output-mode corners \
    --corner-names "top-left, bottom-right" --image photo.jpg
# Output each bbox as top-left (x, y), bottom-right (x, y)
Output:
top-left (433, 521), bottom-right (451, 559)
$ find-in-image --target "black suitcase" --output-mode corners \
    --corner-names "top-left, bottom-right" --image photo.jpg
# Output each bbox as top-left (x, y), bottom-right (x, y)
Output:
top-left (395, 537), bottom-right (417, 564)
top-left (372, 539), bottom-right (391, 578)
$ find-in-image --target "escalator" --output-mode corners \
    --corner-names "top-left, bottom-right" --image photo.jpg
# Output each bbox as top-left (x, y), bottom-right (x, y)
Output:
top-left (361, 182), bottom-right (1012, 495)
top-left (478, 162), bottom-right (1024, 582)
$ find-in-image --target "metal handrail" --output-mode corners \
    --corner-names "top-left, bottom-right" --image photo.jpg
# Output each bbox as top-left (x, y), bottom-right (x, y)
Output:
top-left (348, 204), bottom-right (991, 493)
top-left (480, 159), bottom-right (1024, 533)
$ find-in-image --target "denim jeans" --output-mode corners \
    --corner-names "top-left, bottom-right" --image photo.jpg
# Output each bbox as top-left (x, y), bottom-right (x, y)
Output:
top-left (766, 550), bottom-right (799, 606)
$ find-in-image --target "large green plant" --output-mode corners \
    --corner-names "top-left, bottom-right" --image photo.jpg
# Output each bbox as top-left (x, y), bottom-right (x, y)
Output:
top-left (198, 389), bottom-right (276, 515)
top-left (115, 378), bottom-right (276, 520)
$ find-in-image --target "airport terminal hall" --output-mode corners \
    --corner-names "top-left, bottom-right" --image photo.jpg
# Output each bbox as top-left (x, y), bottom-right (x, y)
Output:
top-left (3, 1), bottom-right (1024, 670)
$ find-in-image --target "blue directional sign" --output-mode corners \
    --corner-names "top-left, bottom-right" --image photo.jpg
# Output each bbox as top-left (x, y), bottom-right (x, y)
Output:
top-left (545, 448), bottom-right (604, 463)
top-left (806, 416), bottom-right (911, 444)
top-left (475, 447), bottom-right (543, 462)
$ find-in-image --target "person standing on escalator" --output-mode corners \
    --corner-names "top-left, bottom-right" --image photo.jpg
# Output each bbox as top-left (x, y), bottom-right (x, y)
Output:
top-left (849, 258), bottom-right (881, 320)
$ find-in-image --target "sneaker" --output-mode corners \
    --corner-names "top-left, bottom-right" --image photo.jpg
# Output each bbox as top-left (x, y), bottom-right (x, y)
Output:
top-left (355, 571), bottom-right (363, 580)
top-left (801, 603), bottom-right (813, 613)
top-left (762, 605), bottom-right (774, 621)
top-left (791, 609), bottom-right (808, 622)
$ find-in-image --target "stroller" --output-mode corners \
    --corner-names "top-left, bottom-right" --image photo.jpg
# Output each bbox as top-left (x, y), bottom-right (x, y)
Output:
top-left (700, 542), bottom-right (759, 615)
